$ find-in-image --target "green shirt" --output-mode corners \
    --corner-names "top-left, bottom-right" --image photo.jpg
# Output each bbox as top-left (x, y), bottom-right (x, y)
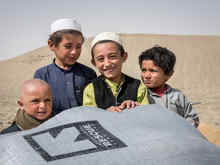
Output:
top-left (83, 77), bottom-right (149, 107)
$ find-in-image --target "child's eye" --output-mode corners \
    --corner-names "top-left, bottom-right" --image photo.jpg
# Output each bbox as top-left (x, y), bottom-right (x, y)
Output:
top-left (110, 56), bottom-right (116, 59)
top-left (76, 44), bottom-right (82, 49)
top-left (109, 54), bottom-right (118, 60)
top-left (45, 98), bottom-right (51, 102)
top-left (31, 99), bottom-right (40, 104)
top-left (149, 69), bottom-right (157, 72)
top-left (44, 98), bottom-right (52, 103)
top-left (96, 57), bottom-right (104, 62)
top-left (64, 45), bottom-right (72, 49)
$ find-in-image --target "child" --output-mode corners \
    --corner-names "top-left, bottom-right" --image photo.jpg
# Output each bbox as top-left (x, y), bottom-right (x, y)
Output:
top-left (83, 32), bottom-right (149, 112)
top-left (139, 46), bottom-right (199, 127)
top-left (34, 18), bottom-right (97, 115)
top-left (1, 79), bottom-right (53, 134)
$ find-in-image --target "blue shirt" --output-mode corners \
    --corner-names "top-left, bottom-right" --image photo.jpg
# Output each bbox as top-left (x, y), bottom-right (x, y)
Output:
top-left (34, 60), bottom-right (97, 114)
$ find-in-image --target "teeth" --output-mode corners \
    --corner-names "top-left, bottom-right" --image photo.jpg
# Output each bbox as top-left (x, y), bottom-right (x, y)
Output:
top-left (38, 112), bottom-right (46, 114)
top-left (104, 69), bottom-right (113, 72)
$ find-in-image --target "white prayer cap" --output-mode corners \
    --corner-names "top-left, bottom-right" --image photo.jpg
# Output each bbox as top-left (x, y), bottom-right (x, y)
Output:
top-left (91, 32), bottom-right (123, 50)
top-left (50, 18), bottom-right (82, 34)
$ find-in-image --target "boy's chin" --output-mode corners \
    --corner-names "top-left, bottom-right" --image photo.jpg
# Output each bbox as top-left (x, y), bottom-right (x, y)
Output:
top-left (144, 83), bottom-right (153, 88)
top-left (66, 61), bottom-right (77, 66)
top-left (146, 84), bottom-right (158, 89)
top-left (103, 74), bottom-right (116, 80)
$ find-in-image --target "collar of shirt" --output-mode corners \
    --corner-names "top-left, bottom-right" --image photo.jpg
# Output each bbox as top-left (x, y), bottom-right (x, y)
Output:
top-left (152, 86), bottom-right (167, 97)
top-left (53, 59), bottom-right (75, 72)
top-left (148, 84), bottom-right (172, 97)
top-left (104, 75), bottom-right (125, 97)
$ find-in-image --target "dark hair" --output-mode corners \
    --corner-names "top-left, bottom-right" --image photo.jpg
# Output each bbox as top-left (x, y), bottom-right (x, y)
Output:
top-left (139, 46), bottom-right (176, 75)
top-left (91, 40), bottom-right (125, 59)
top-left (48, 29), bottom-right (84, 47)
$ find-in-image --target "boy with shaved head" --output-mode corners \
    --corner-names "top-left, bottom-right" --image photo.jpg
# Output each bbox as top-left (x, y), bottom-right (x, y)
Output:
top-left (1, 79), bottom-right (53, 134)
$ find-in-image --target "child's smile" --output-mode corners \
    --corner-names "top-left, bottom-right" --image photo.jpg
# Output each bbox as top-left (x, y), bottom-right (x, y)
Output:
top-left (92, 42), bottom-right (127, 83)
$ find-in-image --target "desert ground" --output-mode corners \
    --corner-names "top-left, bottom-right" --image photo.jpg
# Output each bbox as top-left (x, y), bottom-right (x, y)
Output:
top-left (0, 34), bottom-right (220, 145)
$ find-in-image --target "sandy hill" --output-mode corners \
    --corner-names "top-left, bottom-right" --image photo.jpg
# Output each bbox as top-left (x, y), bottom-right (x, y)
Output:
top-left (0, 34), bottom-right (220, 145)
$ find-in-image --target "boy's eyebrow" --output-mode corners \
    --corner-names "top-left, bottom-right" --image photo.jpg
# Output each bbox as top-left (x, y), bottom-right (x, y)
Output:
top-left (63, 43), bottom-right (82, 47)
top-left (31, 98), bottom-right (40, 102)
top-left (109, 52), bottom-right (119, 55)
top-left (63, 43), bottom-right (72, 45)
top-left (95, 55), bottom-right (104, 59)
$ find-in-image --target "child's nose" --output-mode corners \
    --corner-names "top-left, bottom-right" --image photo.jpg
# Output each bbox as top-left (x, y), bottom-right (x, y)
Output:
top-left (103, 58), bottom-right (111, 66)
top-left (145, 71), bottom-right (151, 78)
top-left (70, 48), bottom-right (77, 54)
top-left (39, 101), bottom-right (46, 108)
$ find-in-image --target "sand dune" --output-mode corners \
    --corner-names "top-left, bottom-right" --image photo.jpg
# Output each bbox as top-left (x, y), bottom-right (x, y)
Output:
top-left (0, 34), bottom-right (220, 145)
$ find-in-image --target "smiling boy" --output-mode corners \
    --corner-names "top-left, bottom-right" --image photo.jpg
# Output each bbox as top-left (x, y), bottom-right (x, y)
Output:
top-left (139, 46), bottom-right (199, 127)
top-left (34, 18), bottom-right (97, 115)
top-left (83, 32), bottom-right (149, 111)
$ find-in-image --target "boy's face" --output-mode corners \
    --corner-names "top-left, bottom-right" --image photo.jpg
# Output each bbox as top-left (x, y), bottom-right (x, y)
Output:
top-left (18, 85), bottom-right (52, 121)
top-left (92, 42), bottom-right (127, 83)
top-left (49, 34), bottom-right (83, 68)
top-left (141, 60), bottom-right (172, 89)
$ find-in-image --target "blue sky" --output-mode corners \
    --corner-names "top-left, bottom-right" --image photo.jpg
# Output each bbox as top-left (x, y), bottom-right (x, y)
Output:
top-left (1, 0), bottom-right (220, 60)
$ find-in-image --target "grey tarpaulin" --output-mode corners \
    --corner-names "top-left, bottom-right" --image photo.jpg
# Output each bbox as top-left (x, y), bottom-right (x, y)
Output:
top-left (1, 104), bottom-right (220, 165)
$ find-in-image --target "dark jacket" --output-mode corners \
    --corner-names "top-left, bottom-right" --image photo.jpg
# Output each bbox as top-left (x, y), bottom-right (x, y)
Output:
top-left (0, 122), bottom-right (21, 135)
top-left (93, 75), bottom-right (140, 109)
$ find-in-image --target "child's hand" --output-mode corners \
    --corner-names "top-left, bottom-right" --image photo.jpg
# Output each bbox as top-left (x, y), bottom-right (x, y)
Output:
top-left (107, 100), bottom-right (140, 112)
top-left (107, 106), bottom-right (123, 112)
top-left (119, 100), bottom-right (140, 110)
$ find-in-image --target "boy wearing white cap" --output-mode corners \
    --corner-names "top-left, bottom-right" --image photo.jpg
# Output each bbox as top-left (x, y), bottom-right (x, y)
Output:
top-left (83, 32), bottom-right (149, 112)
top-left (34, 18), bottom-right (97, 115)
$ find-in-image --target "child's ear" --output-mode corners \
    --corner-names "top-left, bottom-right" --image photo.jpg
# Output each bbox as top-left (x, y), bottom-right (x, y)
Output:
top-left (48, 40), bottom-right (55, 51)
top-left (166, 70), bottom-right (174, 80)
top-left (122, 52), bottom-right (128, 62)
top-left (91, 59), bottom-right (96, 66)
top-left (169, 70), bottom-right (174, 77)
top-left (17, 99), bottom-right (24, 111)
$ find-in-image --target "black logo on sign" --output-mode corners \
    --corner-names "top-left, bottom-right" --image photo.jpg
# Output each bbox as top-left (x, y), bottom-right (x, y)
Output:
top-left (23, 120), bottom-right (127, 161)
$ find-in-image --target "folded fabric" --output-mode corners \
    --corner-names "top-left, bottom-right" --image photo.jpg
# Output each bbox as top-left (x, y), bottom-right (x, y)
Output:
top-left (1, 104), bottom-right (220, 165)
